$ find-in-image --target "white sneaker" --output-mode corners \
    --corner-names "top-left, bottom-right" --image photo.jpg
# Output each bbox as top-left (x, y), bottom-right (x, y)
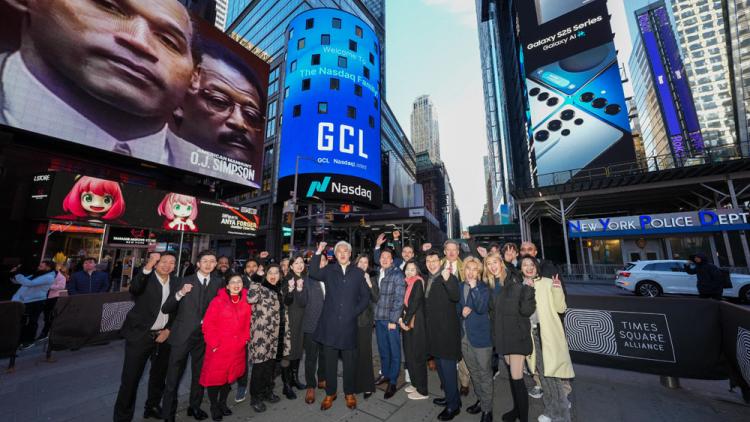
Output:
top-left (407, 391), bottom-right (429, 400)
top-left (528, 385), bottom-right (543, 399)
top-left (404, 385), bottom-right (417, 393)
top-left (538, 415), bottom-right (552, 422)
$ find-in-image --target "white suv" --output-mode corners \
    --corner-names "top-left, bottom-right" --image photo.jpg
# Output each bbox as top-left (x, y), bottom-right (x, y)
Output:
top-left (615, 260), bottom-right (750, 303)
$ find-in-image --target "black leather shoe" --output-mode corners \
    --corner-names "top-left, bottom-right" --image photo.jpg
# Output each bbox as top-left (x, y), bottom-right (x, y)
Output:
top-left (481, 411), bottom-right (493, 422)
top-left (433, 397), bottom-right (447, 406)
top-left (437, 407), bottom-right (461, 421)
top-left (264, 392), bottom-right (281, 403)
top-left (363, 392), bottom-right (373, 399)
top-left (374, 375), bottom-right (389, 386)
top-left (187, 406), bottom-right (208, 421)
top-left (467, 400), bottom-right (482, 414)
top-left (163, 417), bottom-right (175, 422)
top-left (209, 407), bottom-right (223, 422)
top-left (250, 397), bottom-right (266, 413)
top-left (143, 405), bottom-right (162, 419)
top-left (219, 403), bottom-right (232, 416)
top-left (383, 384), bottom-right (397, 399)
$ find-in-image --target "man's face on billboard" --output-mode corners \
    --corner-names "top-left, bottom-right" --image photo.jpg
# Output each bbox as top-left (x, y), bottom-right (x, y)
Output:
top-left (178, 55), bottom-right (262, 162)
top-left (19, 0), bottom-right (194, 117)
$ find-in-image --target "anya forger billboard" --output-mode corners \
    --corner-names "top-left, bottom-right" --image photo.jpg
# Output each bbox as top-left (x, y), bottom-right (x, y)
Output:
top-left (277, 8), bottom-right (382, 207)
top-left (0, 0), bottom-right (268, 188)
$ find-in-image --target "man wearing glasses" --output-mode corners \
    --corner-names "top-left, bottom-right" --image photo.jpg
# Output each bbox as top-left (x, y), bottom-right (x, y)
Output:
top-left (169, 36), bottom-right (266, 181)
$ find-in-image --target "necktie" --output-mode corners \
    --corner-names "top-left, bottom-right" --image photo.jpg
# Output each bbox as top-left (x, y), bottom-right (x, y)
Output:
top-left (448, 263), bottom-right (453, 274)
top-left (112, 142), bottom-right (133, 156)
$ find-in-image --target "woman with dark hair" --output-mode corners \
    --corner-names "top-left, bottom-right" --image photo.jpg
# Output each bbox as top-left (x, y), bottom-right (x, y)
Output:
top-left (486, 252), bottom-right (536, 422)
top-left (282, 255), bottom-right (308, 397)
top-left (247, 264), bottom-right (291, 413)
top-left (399, 260), bottom-right (428, 400)
top-left (353, 254), bottom-right (379, 399)
top-left (200, 273), bottom-right (251, 421)
top-left (519, 255), bottom-right (573, 422)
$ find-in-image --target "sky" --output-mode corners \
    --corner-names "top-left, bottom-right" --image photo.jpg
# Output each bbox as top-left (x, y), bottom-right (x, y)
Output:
top-left (385, 0), bottom-right (487, 229)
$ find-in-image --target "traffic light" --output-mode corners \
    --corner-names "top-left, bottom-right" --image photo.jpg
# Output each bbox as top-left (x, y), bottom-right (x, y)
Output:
top-left (339, 204), bottom-right (352, 213)
top-left (285, 212), bottom-right (293, 225)
top-left (282, 226), bottom-right (292, 237)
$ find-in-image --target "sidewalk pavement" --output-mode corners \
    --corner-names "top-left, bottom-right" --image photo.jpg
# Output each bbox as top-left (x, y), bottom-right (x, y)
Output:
top-left (1, 339), bottom-right (747, 421)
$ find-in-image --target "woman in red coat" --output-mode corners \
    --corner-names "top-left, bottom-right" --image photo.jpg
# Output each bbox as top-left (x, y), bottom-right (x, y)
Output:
top-left (200, 274), bottom-right (252, 421)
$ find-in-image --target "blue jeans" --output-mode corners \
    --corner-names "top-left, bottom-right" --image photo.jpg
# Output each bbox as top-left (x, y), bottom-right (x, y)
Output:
top-left (375, 320), bottom-right (401, 382)
top-left (436, 358), bottom-right (460, 410)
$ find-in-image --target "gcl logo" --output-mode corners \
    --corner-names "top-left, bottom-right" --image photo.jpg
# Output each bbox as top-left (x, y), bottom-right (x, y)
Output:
top-left (306, 177), bottom-right (331, 197)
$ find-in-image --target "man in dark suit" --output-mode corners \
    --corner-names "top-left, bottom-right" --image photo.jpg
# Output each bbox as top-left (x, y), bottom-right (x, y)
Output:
top-left (114, 252), bottom-right (180, 421)
top-left (160, 250), bottom-right (222, 421)
top-left (308, 241), bottom-right (370, 411)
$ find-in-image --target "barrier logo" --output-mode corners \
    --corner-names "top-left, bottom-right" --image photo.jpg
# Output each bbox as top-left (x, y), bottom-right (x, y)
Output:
top-left (306, 177), bottom-right (331, 198)
top-left (738, 327), bottom-right (750, 385)
top-left (566, 309), bottom-right (676, 362)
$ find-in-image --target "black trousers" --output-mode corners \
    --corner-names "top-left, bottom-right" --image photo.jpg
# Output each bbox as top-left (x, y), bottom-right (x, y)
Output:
top-left (403, 330), bottom-right (428, 395)
top-left (161, 334), bottom-right (206, 417)
top-left (113, 332), bottom-right (171, 421)
top-left (322, 345), bottom-right (357, 396)
top-left (354, 325), bottom-right (375, 394)
top-left (303, 332), bottom-right (326, 387)
top-left (207, 384), bottom-right (230, 411)
top-left (250, 359), bottom-right (275, 398)
top-left (19, 300), bottom-right (45, 345)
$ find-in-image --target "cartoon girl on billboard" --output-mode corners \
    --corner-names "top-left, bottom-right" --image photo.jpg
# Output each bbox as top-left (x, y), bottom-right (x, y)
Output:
top-left (158, 193), bottom-right (199, 232)
top-left (58, 176), bottom-right (126, 223)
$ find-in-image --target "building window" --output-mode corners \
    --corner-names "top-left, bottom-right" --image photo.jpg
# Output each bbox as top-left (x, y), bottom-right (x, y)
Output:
top-left (288, 29), bottom-right (294, 40)
top-left (305, 18), bottom-right (314, 29)
top-left (284, 87), bottom-right (289, 99)
top-left (318, 102), bottom-right (328, 114)
top-left (349, 40), bottom-right (357, 52)
top-left (355, 25), bottom-right (363, 38)
top-left (363, 66), bottom-right (370, 79)
top-left (369, 53), bottom-right (375, 64)
top-left (262, 146), bottom-right (274, 193)
top-left (354, 84), bottom-right (362, 96)
top-left (330, 78), bottom-right (340, 90)
top-left (267, 67), bottom-right (279, 96)
top-left (266, 116), bottom-right (276, 137)
top-left (368, 115), bottom-right (375, 128)
top-left (332, 17), bottom-right (341, 28)
top-left (297, 38), bottom-right (305, 50)
top-left (290, 60), bottom-right (297, 72)
top-left (302, 78), bottom-right (311, 91)
top-left (311, 54), bottom-right (320, 65)
top-left (293, 104), bottom-right (301, 117)
top-left (321, 34), bottom-right (330, 45)
top-left (338, 56), bottom-right (347, 68)
top-left (347, 106), bottom-right (356, 119)
top-left (373, 98), bottom-right (378, 109)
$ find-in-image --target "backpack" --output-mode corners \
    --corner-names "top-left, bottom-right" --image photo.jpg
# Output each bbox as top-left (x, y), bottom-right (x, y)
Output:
top-left (718, 268), bottom-right (732, 289)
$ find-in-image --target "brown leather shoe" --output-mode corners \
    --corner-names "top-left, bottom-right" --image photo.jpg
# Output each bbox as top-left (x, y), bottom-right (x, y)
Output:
top-left (345, 394), bottom-right (357, 409)
top-left (317, 380), bottom-right (326, 390)
top-left (320, 394), bottom-right (336, 411)
top-left (305, 388), bottom-right (316, 404)
top-left (460, 386), bottom-right (470, 396)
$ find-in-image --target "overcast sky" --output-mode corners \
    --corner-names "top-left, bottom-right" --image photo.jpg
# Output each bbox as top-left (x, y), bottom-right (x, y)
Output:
top-left (386, 0), bottom-right (487, 229)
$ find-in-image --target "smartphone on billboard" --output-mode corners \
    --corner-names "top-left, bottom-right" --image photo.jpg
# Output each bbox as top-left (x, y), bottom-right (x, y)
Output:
top-left (529, 43), bottom-right (616, 95)
top-left (535, 0), bottom-right (596, 25)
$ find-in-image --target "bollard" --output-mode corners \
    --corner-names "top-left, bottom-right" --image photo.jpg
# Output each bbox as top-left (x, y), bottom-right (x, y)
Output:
top-left (660, 376), bottom-right (680, 389)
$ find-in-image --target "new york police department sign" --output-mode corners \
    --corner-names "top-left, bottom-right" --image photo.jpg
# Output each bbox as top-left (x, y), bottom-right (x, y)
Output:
top-left (568, 209), bottom-right (750, 238)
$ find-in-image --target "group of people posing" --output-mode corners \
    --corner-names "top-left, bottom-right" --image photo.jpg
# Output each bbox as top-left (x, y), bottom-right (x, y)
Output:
top-left (112, 236), bottom-right (574, 422)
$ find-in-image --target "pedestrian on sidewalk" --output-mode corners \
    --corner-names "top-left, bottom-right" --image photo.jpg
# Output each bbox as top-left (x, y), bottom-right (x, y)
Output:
top-left (114, 252), bottom-right (178, 422)
top-left (520, 256), bottom-right (574, 422)
top-left (458, 257), bottom-right (494, 422)
top-left (39, 264), bottom-right (68, 340)
top-left (685, 253), bottom-right (724, 300)
top-left (486, 252), bottom-right (536, 422)
top-left (373, 247), bottom-right (406, 400)
top-left (200, 274), bottom-right (251, 421)
top-left (68, 257), bottom-right (110, 295)
top-left (298, 255), bottom-right (328, 404)
top-left (400, 260), bottom-right (428, 401)
top-left (351, 255), bottom-right (379, 399)
top-left (10, 260), bottom-right (56, 349)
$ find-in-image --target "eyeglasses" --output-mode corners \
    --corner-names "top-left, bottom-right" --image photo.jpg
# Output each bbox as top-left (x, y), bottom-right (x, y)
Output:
top-left (199, 88), bottom-right (264, 128)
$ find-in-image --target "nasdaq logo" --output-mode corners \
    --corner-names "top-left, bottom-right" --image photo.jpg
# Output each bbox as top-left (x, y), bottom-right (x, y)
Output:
top-left (306, 177), bottom-right (331, 197)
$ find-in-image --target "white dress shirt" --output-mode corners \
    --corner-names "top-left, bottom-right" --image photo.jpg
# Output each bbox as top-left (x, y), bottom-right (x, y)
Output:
top-left (1, 52), bottom-right (169, 164)
top-left (141, 268), bottom-right (170, 331)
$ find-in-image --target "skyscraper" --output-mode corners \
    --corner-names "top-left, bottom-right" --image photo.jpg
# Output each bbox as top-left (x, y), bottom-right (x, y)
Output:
top-left (410, 95), bottom-right (441, 163)
top-left (727, 0), bottom-right (750, 155)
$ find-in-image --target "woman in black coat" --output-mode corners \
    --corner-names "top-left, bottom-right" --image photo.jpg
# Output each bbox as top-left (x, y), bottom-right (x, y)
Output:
top-left (399, 260), bottom-right (428, 400)
top-left (485, 252), bottom-right (535, 422)
top-left (283, 256), bottom-right (308, 393)
top-left (353, 254), bottom-right (380, 398)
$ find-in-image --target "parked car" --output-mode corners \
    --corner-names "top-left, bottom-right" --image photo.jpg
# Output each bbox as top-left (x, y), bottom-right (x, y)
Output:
top-left (615, 260), bottom-right (750, 303)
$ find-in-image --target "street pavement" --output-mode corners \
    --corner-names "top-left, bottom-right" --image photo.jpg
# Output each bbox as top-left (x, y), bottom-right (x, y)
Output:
top-left (1, 334), bottom-right (748, 422)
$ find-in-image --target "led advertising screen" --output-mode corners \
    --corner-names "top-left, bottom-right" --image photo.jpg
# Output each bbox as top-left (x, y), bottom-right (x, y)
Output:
top-left (517, 0), bottom-right (635, 186)
top-left (277, 9), bottom-right (382, 207)
top-left (40, 172), bottom-right (259, 236)
top-left (0, 1), bottom-right (268, 188)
